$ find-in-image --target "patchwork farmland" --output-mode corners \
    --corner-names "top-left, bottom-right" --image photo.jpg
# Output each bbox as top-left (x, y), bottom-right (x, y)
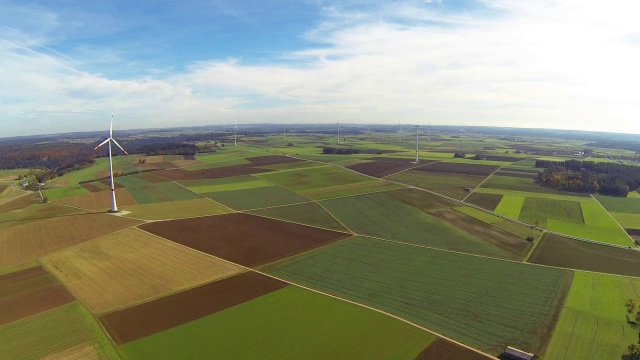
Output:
top-left (2, 130), bottom-right (640, 359)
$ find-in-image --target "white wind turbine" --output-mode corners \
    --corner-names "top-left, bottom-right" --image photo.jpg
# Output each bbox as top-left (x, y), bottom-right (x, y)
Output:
top-left (94, 113), bottom-right (128, 213)
top-left (234, 120), bottom-right (238, 146)
top-left (414, 122), bottom-right (420, 163)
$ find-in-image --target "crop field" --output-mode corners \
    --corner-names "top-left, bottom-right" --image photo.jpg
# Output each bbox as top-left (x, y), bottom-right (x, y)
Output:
top-left (0, 302), bottom-right (119, 359)
top-left (387, 188), bottom-right (457, 211)
top-left (611, 212), bottom-right (640, 230)
top-left (140, 165), bottom-right (273, 182)
top-left (544, 272), bottom-right (640, 359)
top-left (124, 198), bottom-right (230, 220)
top-left (431, 209), bottom-right (532, 257)
top-left (453, 206), bottom-right (502, 224)
top-left (101, 272), bottom-right (287, 344)
top-left (346, 159), bottom-right (424, 178)
top-left (0, 202), bottom-right (83, 231)
top-left (0, 260), bottom-right (38, 276)
top-left (388, 171), bottom-right (487, 199)
top-left (595, 194), bottom-right (640, 214)
top-left (580, 202), bottom-right (621, 228)
top-left (257, 165), bottom-right (374, 193)
top-left (56, 188), bottom-right (139, 210)
top-left (0, 213), bottom-right (141, 267)
top-left (415, 338), bottom-right (495, 360)
top-left (42, 228), bottom-right (243, 314)
top-left (249, 202), bottom-right (346, 232)
top-left (481, 175), bottom-right (576, 195)
top-left (0, 192), bottom-right (40, 212)
top-left (454, 206), bottom-right (542, 240)
top-left (120, 285), bottom-right (434, 360)
top-left (320, 192), bottom-right (515, 259)
top-left (415, 162), bottom-right (501, 176)
top-left (493, 171), bottom-right (536, 179)
top-left (139, 213), bottom-right (350, 267)
top-left (204, 185), bottom-right (309, 210)
top-left (518, 197), bottom-right (584, 227)
top-left (265, 236), bottom-right (571, 356)
top-left (179, 175), bottom-right (271, 193)
top-left (528, 233), bottom-right (640, 277)
top-left (0, 266), bottom-right (74, 326)
top-left (464, 192), bottom-right (503, 210)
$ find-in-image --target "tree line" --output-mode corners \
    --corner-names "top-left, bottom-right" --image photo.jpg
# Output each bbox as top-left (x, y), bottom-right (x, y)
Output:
top-left (0, 143), bottom-right (96, 178)
top-left (535, 159), bottom-right (640, 197)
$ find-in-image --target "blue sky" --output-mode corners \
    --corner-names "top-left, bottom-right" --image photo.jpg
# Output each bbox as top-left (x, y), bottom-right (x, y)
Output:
top-left (1, 0), bottom-right (640, 137)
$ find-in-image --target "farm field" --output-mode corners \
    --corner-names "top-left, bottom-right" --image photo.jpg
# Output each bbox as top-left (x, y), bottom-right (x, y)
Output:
top-left (415, 338), bottom-right (495, 360)
top-left (611, 212), bottom-right (640, 230)
top-left (0, 302), bottom-right (119, 359)
top-left (346, 159), bottom-right (425, 177)
top-left (299, 181), bottom-right (404, 200)
top-left (56, 188), bottom-right (138, 210)
top-left (464, 192), bottom-right (503, 210)
top-left (120, 285), bottom-right (435, 360)
top-left (480, 175), bottom-right (575, 195)
top-left (118, 181), bottom-right (202, 205)
top-left (518, 197), bottom-right (584, 227)
top-left (528, 233), bottom-right (640, 277)
top-left (595, 194), bottom-right (640, 214)
top-left (139, 165), bottom-right (273, 182)
top-left (139, 213), bottom-right (350, 267)
top-left (265, 236), bottom-right (571, 356)
top-left (0, 201), bottom-right (83, 231)
top-left (387, 170), bottom-right (487, 200)
top-left (101, 272), bottom-right (287, 344)
top-left (544, 272), bottom-right (640, 360)
top-left (257, 165), bottom-right (375, 194)
top-left (178, 175), bottom-right (271, 193)
top-left (42, 228), bottom-right (243, 314)
top-left (249, 202), bottom-right (346, 232)
top-left (123, 198), bottom-right (230, 220)
top-left (0, 213), bottom-right (141, 267)
top-left (203, 185), bottom-right (309, 210)
top-left (320, 192), bottom-right (516, 259)
top-left (415, 161), bottom-right (501, 176)
top-left (387, 187), bottom-right (458, 211)
top-left (0, 266), bottom-right (74, 326)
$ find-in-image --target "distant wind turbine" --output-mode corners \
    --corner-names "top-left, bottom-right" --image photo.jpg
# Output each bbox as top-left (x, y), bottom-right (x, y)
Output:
top-left (337, 122), bottom-right (340, 144)
top-left (234, 120), bottom-right (238, 146)
top-left (415, 123), bottom-right (420, 163)
top-left (94, 112), bottom-right (128, 213)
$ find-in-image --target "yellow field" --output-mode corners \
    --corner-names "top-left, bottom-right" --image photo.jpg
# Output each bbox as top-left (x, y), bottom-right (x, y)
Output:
top-left (0, 213), bottom-right (141, 267)
top-left (42, 228), bottom-right (244, 314)
top-left (41, 343), bottom-right (100, 360)
top-left (124, 198), bottom-right (231, 220)
top-left (56, 189), bottom-right (138, 210)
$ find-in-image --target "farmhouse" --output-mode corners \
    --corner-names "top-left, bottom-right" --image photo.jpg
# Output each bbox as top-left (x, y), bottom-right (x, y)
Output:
top-left (502, 346), bottom-right (535, 360)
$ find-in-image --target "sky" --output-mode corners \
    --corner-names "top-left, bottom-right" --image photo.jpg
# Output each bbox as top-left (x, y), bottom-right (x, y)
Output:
top-left (1, 0), bottom-right (640, 137)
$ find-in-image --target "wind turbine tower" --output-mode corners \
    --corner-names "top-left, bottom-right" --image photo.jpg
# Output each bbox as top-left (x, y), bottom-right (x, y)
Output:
top-left (234, 121), bottom-right (238, 146)
top-left (337, 122), bottom-right (340, 144)
top-left (94, 113), bottom-right (128, 213)
top-left (415, 124), bottom-right (420, 163)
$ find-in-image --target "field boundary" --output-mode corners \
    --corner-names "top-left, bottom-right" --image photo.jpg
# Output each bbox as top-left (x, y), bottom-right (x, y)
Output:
top-left (462, 165), bottom-right (504, 202)
top-left (590, 194), bottom-right (636, 246)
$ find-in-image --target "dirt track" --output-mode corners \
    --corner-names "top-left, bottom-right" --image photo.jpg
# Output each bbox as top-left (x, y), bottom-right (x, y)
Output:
top-left (101, 272), bottom-right (287, 344)
top-left (139, 213), bottom-right (351, 267)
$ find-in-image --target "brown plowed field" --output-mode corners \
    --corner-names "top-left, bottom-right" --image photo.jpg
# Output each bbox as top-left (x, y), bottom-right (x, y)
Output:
top-left (0, 266), bottom-right (74, 326)
top-left (101, 272), bottom-right (287, 344)
top-left (140, 213), bottom-right (351, 267)
top-left (415, 338), bottom-right (494, 360)
top-left (0, 193), bottom-right (40, 212)
top-left (528, 233), bottom-right (640, 277)
top-left (347, 160), bottom-right (424, 178)
top-left (80, 183), bottom-right (102, 192)
top-left (138, 166), bottom-right (273, 182)
top-left (388, 188), bottom-right (457, 211)
top-left (244, 155), bottom-right (302, 166)
top-left (431, 209), bottom-right (530, 257)
top-left (57, 188), bottom-right (138, 210)
top-left (415, 162), bottom-right (500, 176)
top-left (465, 193), bottom-right (503, 211)
top-left (0, 213), bottom-right (141, 267)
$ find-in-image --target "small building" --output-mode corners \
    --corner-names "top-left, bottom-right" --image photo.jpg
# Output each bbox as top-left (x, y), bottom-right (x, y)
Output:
top-left (501, 346), bottom-right (535, 360)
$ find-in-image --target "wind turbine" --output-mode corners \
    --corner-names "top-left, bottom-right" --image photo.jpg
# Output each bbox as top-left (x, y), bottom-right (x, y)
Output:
top-left (414, 122), bottom-right (420, 163)
top-left (234, 120), bottom-right (238, 146)
top-left (337, 122), bottom-right (340, 144)
top-left (94, 112), bottom-right (128, 213)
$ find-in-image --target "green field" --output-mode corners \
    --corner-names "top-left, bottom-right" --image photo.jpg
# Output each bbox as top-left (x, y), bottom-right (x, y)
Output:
top-left (265, 237), bottom-right (570, 356)
top-left (249, 202), bottom-right (347, 232)
top-left (204, 186), bottom-right (309, 210)
top-left (595, 195), bottom-right (640, 214)
top-left (475, 187), bottom-right (593, 202)
top-left (544, 272), bottom-right (640, 360)
top-left (387, 171), bottom-right (487, 200)
top-left (320, 192), bottom-right (515, 259)
top-left (120, 286), bottom-right (434, 360)
top-left (181, 176), bottom-right (271, 193)
top-left (124, 198), bottom-right (231, 220)
top-left (125, 182), bottom-right (202, 204)
top-left (493, 195), bottom-right (526, 219)
top-left (464, 192), bottom-right (503, 211)
top-left (481, 175), bottom-right (576, 195)
top-left (0, 302), bottom-right (118, 359)
top-left (580, 202), bottom-right (621, 228)
top-left (518, 197), bottom-right (584, 228)
top-left (611, 212), bottom-right (640, 229)
top-left (454, 206), bottom-right (502, 224)
top-left (258, 165), bottom-right (374, 192)
top-left (545, 219), bottom-right (632, 246)
top-left (42, 185), bottom-right (90, 201)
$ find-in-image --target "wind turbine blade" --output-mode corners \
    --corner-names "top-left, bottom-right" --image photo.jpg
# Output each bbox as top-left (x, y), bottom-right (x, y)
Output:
top-left (94, 138), bottom-right (110, 150)
top-left (111, 138), bottom-right (128, 155)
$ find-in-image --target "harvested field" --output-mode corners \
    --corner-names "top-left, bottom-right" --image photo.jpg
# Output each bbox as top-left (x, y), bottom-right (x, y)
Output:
top-left (415, 338), bottom-right (494, 360)
top-left (265, 237), bottom-right (571, 356)
top-left (528, 233), bottom-right (640, 277)
top-left (388, 188), bottom-right (457, 211)
top-left (0, 266), bottom-right (74, 326)
top-left (0, 185), bottom-right (8, 193)
top-left (249, 202), bottom-right (346, 232)
top-left (0, 213), bottom-right (141, 267)
top-left (0, 302), bottom-right (119, 359)
top-left (431, 209), bottom-right (531, 257)
top-left (0, 203), bottom-right (83, 231)
top-left (0, 192), bottom-right (40, 212)
top-left (120, 285), bottom-right (433, 360)
top-left (79, 183), bottom-right (103, 193)
top-left (101, 272), bottom-right (287, 344)
top-left (415, 162), bottom-right (500, 176)
top-left (139, 213), bottom-right (351, 267)
top-left (139, 165), bottom-right (273, 182)
top-left (346, 160), bottom-right (424, 178)
top-left (204, 185), bottom-right (309, 210)
top-left (244, 155), bottom-right (302, 166)
top-left (42, 228), bottom-right (243, 314)
top-left (56, 188), bottom-right (138, 210)
top-left (124, 198), bottom-right (230, 220)
top-left (320, 192), bottom-right (516, 259)
top-left (465, 192), bottom-right (503, 211)
top-left (388, 171), bottom-right (486, 200)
